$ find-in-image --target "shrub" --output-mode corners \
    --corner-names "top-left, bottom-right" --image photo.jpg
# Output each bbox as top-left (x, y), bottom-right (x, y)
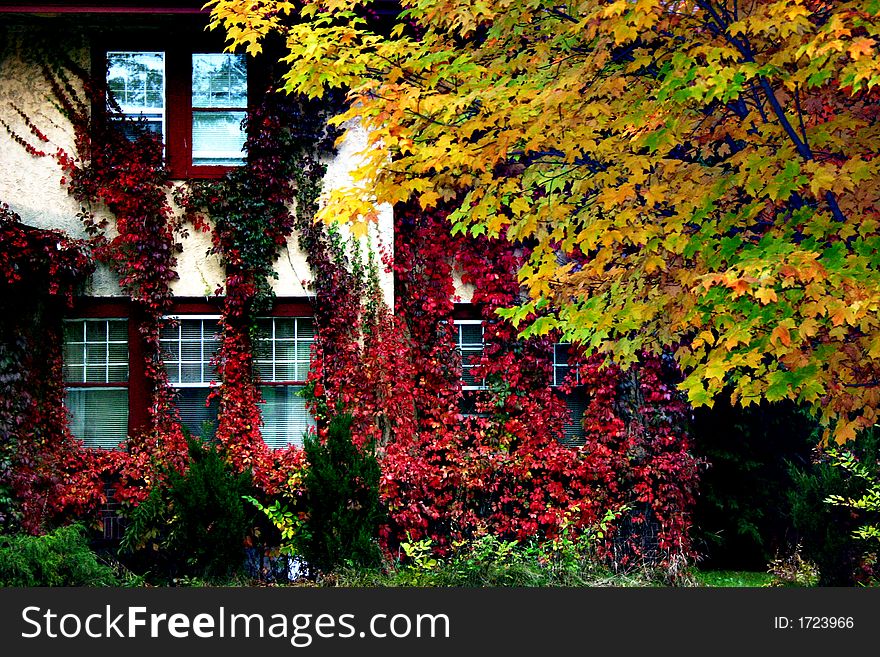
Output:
top-left (690, 399), bottom-right (816, 569)
top-left (787, 430), bottom-right (880, 586)
top-left (329, 527), bottom-right (657, 588)
top-left (299, 413), bottom-right (382, 573)
top-left (0, 524), bottom-right (117, 586)
top-left (766, 544), bottom-right (820, 587)
top-left (824, 436), bottom-right (880, 585)
top-left (120, 437), bottom-right (255, 582)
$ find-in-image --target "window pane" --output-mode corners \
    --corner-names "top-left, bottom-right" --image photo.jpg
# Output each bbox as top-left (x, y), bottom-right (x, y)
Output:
top-left (86, 321), bottom-right (106, 342)
top-left (64, 342), bottom-right (84, 367)
top-left (192, 53), bottom-right (247, 108)
top-left (274, 361), bottom-right (297, 381)
top-left (108, 319), bottom-right (128, 341)
top-left (275, 341), bottom-right (297, 362)
top-left (460, 324), bottom-right (483, 345)
top-left (63, 321), bottom-right (84, 343)
top-left (181, 362), bottom-right (204, 383)
top-left (254, 318), bottom-right (313, 383)
top-left (274, 319), bottom-right (295, 340)
top-left (64, 364), bottom-right (84, 383)
top-left (181, 321), bottom-right (202, 341)
top-left (162, 338), bottom-right (180, 362)
top-left (455, 320), bottom-right (485, 389)
top-left (562, 394), bottom-right (586, 447)
top-left (108, 365), bottom-right (128, 383)
top-left (163, 319), bottom-right (219, 384)
top-left (174, 387), bottom-right (219, 439)
top-left (63, 319), bottom-right (129, 384)
top-left (253, 338), bottom-right (271, 361)
top-left (260, 385), bottom-right (314, 449)
top-left (181, 340), bottom-right (203, 362)
top-left (107, 51), bottom-right (165, 143)
top-left (296, 341), bottom-right (312, 361)
top-left (109, 342), bottom-right (128, 365)
top-left (192, 111), bottom-right (247, 166)
top-left (297, 319), bottom-right (315, 339)
top-left (255, 361), bottom-right (273, 380)
top-left (66, 388), bottom-right (128, 450)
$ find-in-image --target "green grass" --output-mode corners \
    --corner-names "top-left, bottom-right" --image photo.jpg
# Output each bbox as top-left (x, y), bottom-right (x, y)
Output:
top-left (693, 570), bottom-right (774, 587)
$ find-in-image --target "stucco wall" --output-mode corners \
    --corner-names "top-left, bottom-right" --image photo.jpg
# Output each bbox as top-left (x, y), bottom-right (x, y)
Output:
top-left (0, 23), bottom-right (395, 306)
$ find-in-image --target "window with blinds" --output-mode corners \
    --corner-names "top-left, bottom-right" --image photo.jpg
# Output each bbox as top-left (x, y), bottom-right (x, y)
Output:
top-left (104, 47), bottom-right (247, 177)
top-left (160, 317), bottom-right (220, 439)
top-left (562, 395), bottom-right (586, 447)
top-left (63, 319), bottom-right (129, 450)
top-left (254, 317), bottom-right (316, 449)
top-left (553, 343), bottom-right (582, 387)
top-left (551, 342), bottom-right (585, 446)
top-left (454, 320), bottom-right (485, 390)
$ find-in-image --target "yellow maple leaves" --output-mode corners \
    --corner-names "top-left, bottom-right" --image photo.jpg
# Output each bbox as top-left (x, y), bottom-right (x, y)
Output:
top-left (207, 0), bottom-right (880, 442)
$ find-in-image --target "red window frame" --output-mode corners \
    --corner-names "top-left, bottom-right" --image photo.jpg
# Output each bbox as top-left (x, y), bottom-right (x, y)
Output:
top-left (93, 29), bottom-right (259, 180)
top-left (66, 297), bottom-right (314, 445)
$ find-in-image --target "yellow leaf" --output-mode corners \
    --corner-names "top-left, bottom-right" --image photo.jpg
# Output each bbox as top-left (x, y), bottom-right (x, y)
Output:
top-left (754, 287), bottom-right (777, 305)
top-left (419, 190), bottom-right (441, 209)
top-left (805, 161), bottom-right (838, 196)
top-left (798, 318), bottom-right (819, 339)
top-left (509, 196), bottom-right (531, 216)
top-left (644, 254), bottom-right (666, 274)
top-left (849, 37), bottom-right (876, 61)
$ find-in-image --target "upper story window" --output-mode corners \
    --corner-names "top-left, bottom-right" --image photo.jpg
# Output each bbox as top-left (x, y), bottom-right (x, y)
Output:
top-left (191, 53), bottom-right (248, 167)
top-left (107, 51), bottom-right (165, 141)
top-left (105, 46), bottom-right (249, 178)
top-left (254, 317), bottom-right (316, 449)
top-left (552, 343), bottom-right (581, 387)
top-left (63, 318), bottom-right (129, 450)
top-left (160, 316), bottom-right (221, 438)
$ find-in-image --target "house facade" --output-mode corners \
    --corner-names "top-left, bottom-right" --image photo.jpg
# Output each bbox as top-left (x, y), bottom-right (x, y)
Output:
top-left (0, 2), bottom-right (697, 563)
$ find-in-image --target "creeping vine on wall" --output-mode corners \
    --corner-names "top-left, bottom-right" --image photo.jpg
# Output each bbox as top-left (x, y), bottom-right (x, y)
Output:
top-left (175, 86), bottom-right (347, 491)
top-left (0, 204), bottom-right (98, 533)
top-left (383, 205), bottom-right (699, 565)
top-left (3, 41), bottom-right (698, 568)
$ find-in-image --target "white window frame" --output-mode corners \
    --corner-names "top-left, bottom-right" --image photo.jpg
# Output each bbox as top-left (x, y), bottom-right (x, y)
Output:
top-left (254, 317), bottom-right (316, 449)
top-left (552, 342), bottom-right (581, 387)
top-left (254, 316), bottom-right (314, 384)
top-left (551, 342), bottom-right (585, 445)
top-left (160, 314), bottom-right (222, 388)
top-left (454, 319), bottom-right (486, 391)
top-left (106, 51), bottom-right (167, 151)
top-left (160, 315), bottom-right (221, 438)
top-left (62, 318), bottom-right (129, 450)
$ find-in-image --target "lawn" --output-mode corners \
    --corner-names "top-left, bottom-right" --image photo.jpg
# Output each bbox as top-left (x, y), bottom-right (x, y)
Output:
top-left (694, 570), bottom-right (775, 587)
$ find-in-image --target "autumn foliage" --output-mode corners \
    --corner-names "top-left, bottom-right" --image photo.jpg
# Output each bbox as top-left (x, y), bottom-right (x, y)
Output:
top-left (206, 0), bottom-right (880, 442)
top-left (2, 33), bottom-right (697, 569)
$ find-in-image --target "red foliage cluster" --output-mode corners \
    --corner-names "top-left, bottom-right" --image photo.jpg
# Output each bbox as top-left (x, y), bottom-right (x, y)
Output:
top-left (0, 205), bottom-right (106, 533)
top-left (378, 205), bottom-right (699, 564)
top-left (5, 61), bottom-right (192, 520)
top-left (1, 204), bottom-right (93, 300)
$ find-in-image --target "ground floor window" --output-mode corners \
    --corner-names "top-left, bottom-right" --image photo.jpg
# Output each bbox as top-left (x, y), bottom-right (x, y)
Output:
top-left (62, 318), bottom-right (129, 449)
top-left (160, 315), bottom-right (221, 439)
top-left (254, 316), bottom-right (316, 448)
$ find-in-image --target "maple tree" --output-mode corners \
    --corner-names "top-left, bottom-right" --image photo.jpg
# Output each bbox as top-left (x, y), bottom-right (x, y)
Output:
top-left (207, 0), bottom-right (880, 442)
